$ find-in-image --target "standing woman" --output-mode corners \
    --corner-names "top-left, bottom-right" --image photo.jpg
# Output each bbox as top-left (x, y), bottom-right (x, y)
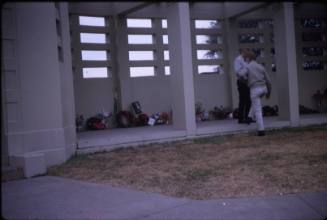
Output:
top-left (239, 50), bottom-right (272, 136)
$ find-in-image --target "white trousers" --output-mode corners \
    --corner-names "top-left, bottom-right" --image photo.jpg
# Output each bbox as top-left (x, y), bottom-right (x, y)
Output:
top-left (248, 85), bottom-right (267, 131)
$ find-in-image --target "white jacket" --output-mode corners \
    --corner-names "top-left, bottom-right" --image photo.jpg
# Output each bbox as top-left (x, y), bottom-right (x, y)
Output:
top-left (239, 60), bottom-right (271, 88)
top-left (234, 55), bottom-right (247, 79)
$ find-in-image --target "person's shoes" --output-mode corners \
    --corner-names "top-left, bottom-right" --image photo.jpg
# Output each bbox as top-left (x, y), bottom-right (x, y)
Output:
top-left (245, 117), bottom-right (256, 124)
top-left (257, 131), bottom-right (265, 136)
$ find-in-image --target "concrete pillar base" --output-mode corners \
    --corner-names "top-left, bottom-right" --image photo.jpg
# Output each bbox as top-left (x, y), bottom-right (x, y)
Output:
top-left (10, 147), bottom-right (67, 178)
top-left (11, 153), bottom-right (47, 178)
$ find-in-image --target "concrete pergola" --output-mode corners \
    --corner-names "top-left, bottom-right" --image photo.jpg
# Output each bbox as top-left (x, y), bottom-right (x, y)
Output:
top-left (1, 2), bottom-right (326, 177)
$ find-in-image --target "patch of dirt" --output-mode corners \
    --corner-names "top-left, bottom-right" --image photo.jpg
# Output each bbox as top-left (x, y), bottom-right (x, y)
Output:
top-left (48, 124), bottom-right (327, 200)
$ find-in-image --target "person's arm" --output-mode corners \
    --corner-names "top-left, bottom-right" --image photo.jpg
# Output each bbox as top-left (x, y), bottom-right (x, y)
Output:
top-left (234, 57), bottom-right (242, 75)
top-left (237, 66), bottom-right (248, 79)
top-left (235, 57), bottom-right (250, 82)
top-left (234, 56), bottom-right (247, 75)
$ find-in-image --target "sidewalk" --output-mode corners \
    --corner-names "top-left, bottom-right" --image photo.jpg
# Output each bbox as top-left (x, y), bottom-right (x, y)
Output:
top-left (2, 176), bottom-right (327, 220)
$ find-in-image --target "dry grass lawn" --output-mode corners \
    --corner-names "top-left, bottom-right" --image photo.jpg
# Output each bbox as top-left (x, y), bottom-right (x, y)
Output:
top-left (48, 124), bottom-right (326, 199)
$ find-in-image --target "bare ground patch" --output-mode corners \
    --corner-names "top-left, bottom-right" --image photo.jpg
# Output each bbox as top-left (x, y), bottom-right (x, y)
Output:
top-left (47, 124), bottom-right (327, 199)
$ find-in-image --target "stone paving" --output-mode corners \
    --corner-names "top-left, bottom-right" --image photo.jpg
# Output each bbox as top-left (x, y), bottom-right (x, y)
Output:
top-left (2, 176), bottom-right (327, 220)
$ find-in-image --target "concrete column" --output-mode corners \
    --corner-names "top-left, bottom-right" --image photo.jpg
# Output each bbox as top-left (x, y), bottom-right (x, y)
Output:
top-left (57, 2), bottom-right (77, 158)
top-left (2, 2), bottom-right (75, 177)
top-left (224, 17), bottom-right (239, 109)
top-left (273, 2), bottom-right (300, 126)
top-left (167, 3), bottom-right (196, 135)
top-left (110, 16), bottom-right (123, 113)
top-left (114, 16), bottom-right (132, 111)
top-left (1, 2), bottom-right (15, 166)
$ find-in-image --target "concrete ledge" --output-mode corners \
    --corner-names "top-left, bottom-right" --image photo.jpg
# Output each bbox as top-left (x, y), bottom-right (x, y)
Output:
top-left (2, 176), bottom-right (326, 220)
top-left (77, 135), bottom-right (189, 155)
top-left (10, 148), bottom-right (68, 178)
top-left (77, 115), bottom-right (326, 155)
top-left (300, 113), bottom-right (327, 126)
top-left (11, 152), bottom-right (47, 178)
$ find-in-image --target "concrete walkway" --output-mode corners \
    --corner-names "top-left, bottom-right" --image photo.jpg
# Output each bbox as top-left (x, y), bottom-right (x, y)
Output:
top-left (2, 176), bottom-right (327, 220)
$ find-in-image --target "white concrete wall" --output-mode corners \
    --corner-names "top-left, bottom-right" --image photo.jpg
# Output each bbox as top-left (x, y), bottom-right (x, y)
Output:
top-left (129, 76), bottom-right (172, 114)
top-left (15, 3), bottom-right (64, 152)
top-left (71, 2), bottom-right (326, 123)
top-left (193, 74), bottom-right (232, 111)
top-left (295, 3), bottom-right (327, 110)
top-left (73, 65), bottom-right (231, 118)
top-left (74, 77), bottom-right (114, 119)
top-left (70, 12), bottom-right (115, 119)
top-left (72, 3), bottom-right (232, 118)
top-left (1, 3), bottom-right (77, 175)
top-left (58, 3), bottom-right (77, 158)
top-left (273, 3), bottom-right (300, 125)
top-left (1, 3), bottom-right (16, 165)
top-left (73, 60), bottom-right (231, 116)
top-left (17, 4), bottom-right (61, 128)
top-left (130, 3), bottom-right (275, 114)
top-left (167, 2), bottom-right (196, 133)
